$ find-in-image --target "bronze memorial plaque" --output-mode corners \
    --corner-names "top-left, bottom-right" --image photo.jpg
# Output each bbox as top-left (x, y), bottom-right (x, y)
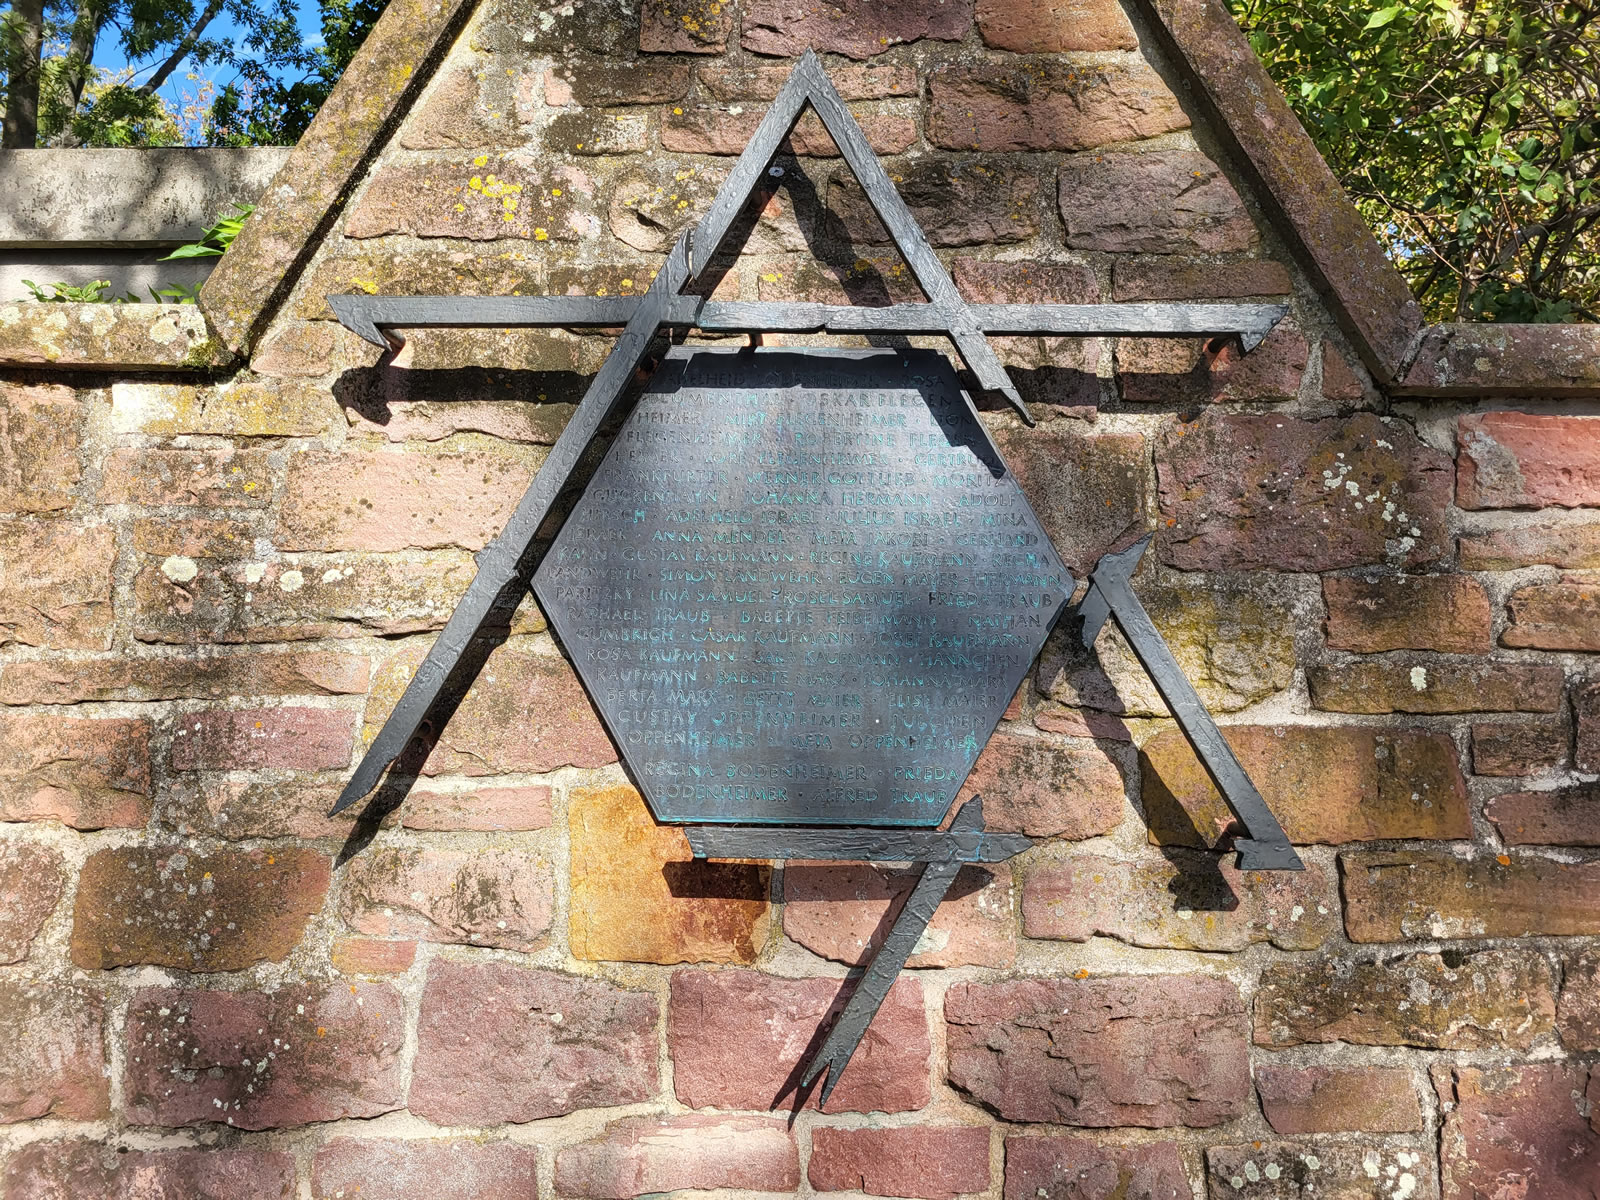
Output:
top-left (533, 346), bottom-right (1074, 827)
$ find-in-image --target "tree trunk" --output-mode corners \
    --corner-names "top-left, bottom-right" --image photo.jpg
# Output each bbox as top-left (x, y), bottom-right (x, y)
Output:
top-left (138, 0), bottom-right (226, 98)
top-left (0, 0), bottom-right (45, 148)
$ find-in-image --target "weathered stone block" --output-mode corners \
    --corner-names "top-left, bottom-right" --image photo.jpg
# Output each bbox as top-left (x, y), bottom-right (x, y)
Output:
top-left (545, 109), bottom-right (649, 155)
top-left (0, 384), bottom-right (81, 513)
top-left (312, 1138), bottom-right (540, 1200)
top-left (0, 841), bottom-right (63, 962)
top-left (1157, 412), bottom-right (1451, 571)
top-left (1559, 948), bottom-right (1600, 1050)
top-left (101, 447), bottom-right (273, 507)
top-left (111, 378), bottom-right (337, 436)
top-left (1460, 520), bottom-right (1600, 569)
top-left (1255, 1065), bottom-right (1424, 1134)
top-left (2, 1143), bottom-right (294, 1200)
top-left (642, 0), bottom-right (733, 52)
top-left (399, 65), bottom-right (518, 150)
top-left (161, 776), bottom-right (347, 840)
top-left (132, 551), bottom-right (503, 645)
top-left (1022, 851), bottom-right (1337, 951)
top-left (1119, 318), bottom-right (1308, 405)
top-left (1060, 151), bottom-right (1254, 253)
top-left (340, 845), bottom-right (553, 952)
top-left (755, 254), bottom-right (926, 306)
top-left (1310, 660), bottom-right (1563, 714)
top-left (1141, 725), bottom-right (1469, 848)
top-left (0, 520), bottom-right (114, 649)
top-left (1342, 849), bottom-right (1600, 940)
top-left (131, 515), bottom-right (258, 558)
top-left (808, 1126), bottom-right (990, 1200)
top-left (1472, 721), bottom-right (1566, 776)
top-left (663, 104), bottom-right (915, 156)
top-left (170, 706), bottom-right (354, 770)
top-left (1254, 948), bottom-right (1557, 1049)
top-left (1504, 575), bottom-right (1600, 649)
top-left (276, 445), bottom-right (538, 552)
top-left (945, 975), bottom-right (1249, 1126)
top-left (0, 714), bottom-right (151, 829)
top-left (991, 425), bottom-right (1145, 577)
top-left (409, 962), bottom-right (658, 1124)
top-left (556, 1116), bottom-right (799, 1199)
top-left (1038, 576), bottom-right (1296, 716)
top-left (0, 649), bottom-right (369, 705)
top-left (930, 63), bottom-right (1188, 152)
top-left (699, 63), bottom-right (916, 101)
top-left (977, 0), bottom-right (1137, 51)
top-left (123, 983), bottom-right (404, 1129)
top-left (1458, 411), bottom-right (1600, 509)
top-left (956, 733), bottom-right (1125, 840)
top-left (330, 936), bottom-right (416, 975)
top-left (741, 0), bottom-right (972, 58)
top-left (402, 784), bottom-right (552, 831)
top-left (669, 970), bottom-right (930, 1113)
top-left (344, 160), bottom-right (597, 241)
top-left (1323, 573), bottom-right (1492, 653)
top-left (1002, 1137), bottom-right (1190, 1200)
top-left (546, 56), bottom-right (690, 104)
top-left (0, 980), bottom-right (108, 1123)
top-left (72, 846), bottom-right (330, 970)
top-left (786, 861), bottom-right (1013, 967)
top-left (1111, 256), bottom-right (1293, 301)
top-left (1437, 1064), bottom-right (1600, 1199)
top-left (1207, 1142), bottom-right (1433, 1199)
top-left (1578, 676), bottom-right (1600, 771)
top-left (569, 784), bottom-right (768, 964)
top-left (829, 161), bottom-right (1039, 247)
top-left (1486, 786), bottom-right (1600, 846)
top-left (364, 641), bottom-right (616, 775)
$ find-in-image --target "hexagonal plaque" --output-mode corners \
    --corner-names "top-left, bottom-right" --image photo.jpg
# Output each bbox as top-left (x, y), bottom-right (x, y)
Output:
top-left (534, 346), bottom-right (1073, 826)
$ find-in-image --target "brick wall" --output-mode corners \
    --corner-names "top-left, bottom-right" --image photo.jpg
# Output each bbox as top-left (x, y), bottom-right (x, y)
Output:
top-left (1, 1), bottom-right (1597, 1197)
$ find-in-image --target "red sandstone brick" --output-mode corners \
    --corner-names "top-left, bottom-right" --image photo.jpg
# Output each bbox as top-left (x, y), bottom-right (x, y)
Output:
top-left (339, 845), bottom-right (553, 951)
top-left (1458, 411), bottom-right (1600, 509)
top-left (1472, 721), bottom-right (1566, 776)
top-left (0, 520), bottom-right (114, 649)
top-left (977, 0), bottom-right (1136, 50)
top-left (101, 448), bottom-right (273, 506)
top-left (0, 980), bottom-right (108, 1123)
top-left (1460, 520), bottom-right (1600, 569)
top-left (1342, 850), bottom-right (1600, 940)
top-left (1323, 574), bottom-right (1492, 653)
top-left (930, 62), bottom-right (1188, 153)
top-left (1255, 1065), bottom-right (1423, 1134)
top-left (1322, 342), bottom-right (1368, 401)
top-left (163, 776), bottom-right (348, 840)
top-left (313, 1138), bottom-right (540, 1200)
top-left (0, 841), bottom-right (63, 963)
top-left (955, 732), bottom-right (1125, 840)
top-left (1577, 676), bottom-right (1600, 771)
top-left (275, 446), bottom-right (535, 552)
top-left (833, 163), bottom-right (1040, 249)
top-left (557, 1116), bottom-right (798, 1197)
top-left (1256, 948), bottom-right (1556, 1050)
top-left (1158, 412), bottom-right (1451, 571)
top-left (663, 105), bottom-right (916, 156)
top-left (1061, 151), bottom-right (1255, 254)
top-left (401, 784), bottom-right (552, 831)
top-left (699, 63), bottom-right (916, 101)
top-left (409, 961), bottom-right (658, 1124)
top-left (741, 0), bottom-right (972, 59)
top-left (946, 975), bottom-right (1249, 1126)
top-left (72, 845), bottom-right (330, 970)
top-left (1503, 575), bottom-right (1600, 649)
top-left (669, 970), bottom-right (930, 1113)
top-left (786, 862), bottom-right (1013, 968)
top-left (331, 937), bottom-right (417, 974)
top-left (1002, 1138), bottom-right (1190, 1200)
top-left (809, 1126), bottom-right (990, 1199)
top-left (990, 426), bottom-right (1145, 578)
top-left (1437, 1063), bottom-right (1600, 1198)
top-left (1310, 660), bottom-right (1563, 714)
top-left (0, 714), bottom-right (151, 829)
top-left (0, 384), bottom-right (82, 513)
top-left (1208, 1141), bottom-right (1435, 1198)
top-left (1112, 256), bottom-right (1293, 301)
top-left (123, 983), bottom-right (404, 1129)
top-left (0, 649), bottom-right (369, 705)
top-left (1033, 704), bottom-right (1132, 740)
top-left (1485, 786), bottom-right (1600, 846)
top-left (641, 0), bottom-right (732, 52)
top-left (365, 641), bottom-right (616, 775)
top-left (2, 1142), bottom-right (295, 1200)
top-left (1559, 948), bottom-right (1600, 1051)
top-left (1023, 851), bottom-right (1337, 951)
top-left (344, 161), bottom-right (595, 241)
top-left (170, 705), bottom-right (354, 770)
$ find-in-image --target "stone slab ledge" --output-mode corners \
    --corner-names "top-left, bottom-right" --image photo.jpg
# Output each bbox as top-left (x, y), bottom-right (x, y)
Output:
top-left (0, 303), bottom-right (230, 370)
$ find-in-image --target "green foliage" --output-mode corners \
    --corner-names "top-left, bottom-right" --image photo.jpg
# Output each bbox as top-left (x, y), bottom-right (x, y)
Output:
top-left (1231, 0), bottom-right (1599, 322)
top-left (160, 201), bottom-right (254, 259)
top-left (19, 278), bottom-right (137, 301)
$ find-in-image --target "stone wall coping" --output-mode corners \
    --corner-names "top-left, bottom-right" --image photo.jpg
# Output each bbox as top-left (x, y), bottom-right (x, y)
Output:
top-left (0, 302), bottom-right (229, 369)
top-left (0, 148), bottom-right (291, 249)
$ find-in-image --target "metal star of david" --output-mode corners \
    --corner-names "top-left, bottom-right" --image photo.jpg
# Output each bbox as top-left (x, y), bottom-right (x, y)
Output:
top-left (329, 50), bottom-right (1302, 1105)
